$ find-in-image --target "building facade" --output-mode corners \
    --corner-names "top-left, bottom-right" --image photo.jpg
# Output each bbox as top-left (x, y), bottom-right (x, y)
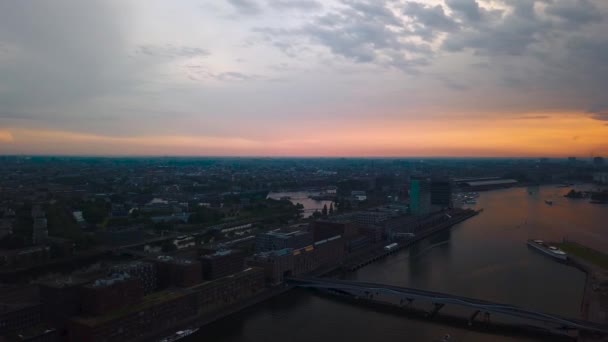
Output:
top-left (430, 179), bottom-right (453, 208)
top-left (201, 249), bottom-right (244, 280)
top-left (255, 230), bottom-right (313, 253)
top-left (410, 176), bottom-right (431, 216)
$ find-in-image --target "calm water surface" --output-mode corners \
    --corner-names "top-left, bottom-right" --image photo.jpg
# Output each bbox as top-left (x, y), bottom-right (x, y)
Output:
top-left (267, 191), bottom-right (334, 218)
top-left (191, 185), bottom-right (608, 342)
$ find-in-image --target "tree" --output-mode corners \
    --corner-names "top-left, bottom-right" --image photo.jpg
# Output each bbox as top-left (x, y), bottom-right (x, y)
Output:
top-left (322, 204), bottom-right (328, 216)
top-left (329, 203), bottom-right (334, 215)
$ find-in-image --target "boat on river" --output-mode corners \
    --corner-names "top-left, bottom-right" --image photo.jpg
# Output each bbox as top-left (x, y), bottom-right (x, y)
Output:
top-left (159, 328), bottom-right (199, 342)
top-left (527, 239), bottom-right (567, 261)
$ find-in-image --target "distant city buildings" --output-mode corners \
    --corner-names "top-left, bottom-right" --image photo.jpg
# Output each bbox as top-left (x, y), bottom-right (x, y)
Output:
top-left (430, 178), bottom-right (453, 209)
top-left (593, 172), bottom-right (608, 184)
top-left (31, 205), bottom-right (47, 244)
top-left (410, 176), bottom-right (431, 216)
top-left (594, 156), bottom-right (605, 167)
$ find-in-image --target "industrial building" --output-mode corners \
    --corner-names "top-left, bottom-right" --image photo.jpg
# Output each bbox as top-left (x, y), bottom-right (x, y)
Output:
top-left (247, 249), bottom-right (294, 285)
top-left (81, 273), bottom-right (144, 316)
top-left (310, 221), bottom-right (357, 242)
top-left (462, 179), bottom-right (518, 191)
top-left (192, 267), bottom-right (265, 315)
top-left (68, 289), bottom-right (198, 342)
top-left (201, 249), bottom-right (245, 280)
top-left (154, 256), bottom-right (202, 289)
top-left (110, 261), bottom-right (157, 295)
top-left (255, 230), bottom-right (313, 253)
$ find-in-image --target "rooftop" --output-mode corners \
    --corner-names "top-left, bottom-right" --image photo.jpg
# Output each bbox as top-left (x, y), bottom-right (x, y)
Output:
top-left (71, 288), bottom-right (194, 327)
top-left (465, 179), bottom-right (518, 186)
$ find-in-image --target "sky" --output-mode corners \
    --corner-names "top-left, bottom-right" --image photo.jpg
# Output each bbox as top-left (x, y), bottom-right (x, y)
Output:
top-left (0, 0), bottom-right (607, 157)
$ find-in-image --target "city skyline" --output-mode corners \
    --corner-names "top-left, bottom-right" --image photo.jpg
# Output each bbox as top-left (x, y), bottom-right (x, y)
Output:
top-left (1, 0), bottom-right (608, 157)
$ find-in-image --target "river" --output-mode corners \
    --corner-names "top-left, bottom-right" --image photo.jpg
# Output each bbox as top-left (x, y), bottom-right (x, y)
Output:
top-left (191, 185), bottom-right (608, 342)
top-left (267, 191), bottom-right (335, 218)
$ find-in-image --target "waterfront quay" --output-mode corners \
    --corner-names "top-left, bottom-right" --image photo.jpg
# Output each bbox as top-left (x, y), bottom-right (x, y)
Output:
top-left (342, 208), bottom-right (480, 272)
top-left (551, 241), bottom-right (608, 342)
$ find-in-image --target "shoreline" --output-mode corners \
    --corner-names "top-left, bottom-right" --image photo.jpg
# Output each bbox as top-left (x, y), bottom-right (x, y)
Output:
top-left (554, 242), bottom-right (608, 342)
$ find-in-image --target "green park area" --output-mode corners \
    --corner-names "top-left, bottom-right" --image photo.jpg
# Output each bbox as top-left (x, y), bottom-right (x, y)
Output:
top-left (559, 242), bottom-right (608, 270)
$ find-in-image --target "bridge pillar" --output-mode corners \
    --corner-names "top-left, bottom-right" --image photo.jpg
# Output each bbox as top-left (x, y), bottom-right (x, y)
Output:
top-left (468, 310), bottom-right (480, 326)
top-left (427, 303), bottom-right (445, 318)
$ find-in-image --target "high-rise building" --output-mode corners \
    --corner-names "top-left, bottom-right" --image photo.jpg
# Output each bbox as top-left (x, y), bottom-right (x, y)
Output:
top-left (430, 178), bottom-right (453, 209)
top-left (410, 176), bottom-right (431, 216)
top-left (594, 156), bottom-right (605, 167)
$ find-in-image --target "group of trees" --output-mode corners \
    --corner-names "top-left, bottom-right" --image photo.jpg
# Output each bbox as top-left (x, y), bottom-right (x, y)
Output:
top-left (311, 202), bottom-right (335, 219)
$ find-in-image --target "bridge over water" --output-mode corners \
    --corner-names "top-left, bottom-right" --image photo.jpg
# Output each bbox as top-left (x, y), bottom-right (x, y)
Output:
top-left (287, 277), bottom-right (608, 338)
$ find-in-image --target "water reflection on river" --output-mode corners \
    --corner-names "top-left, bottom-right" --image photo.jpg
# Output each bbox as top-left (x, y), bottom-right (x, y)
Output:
top-left (267, 191), bottom-right (334, 218)
top-left (193, 185), bottom-right (607, 342)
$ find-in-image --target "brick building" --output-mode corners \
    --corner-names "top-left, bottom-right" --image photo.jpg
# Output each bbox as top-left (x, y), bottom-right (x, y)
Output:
top-left (310, 221), bottom-right (357, 242)
top-left (155, 256), bottom-right (202, 289)
top-left (0, 303), bottom-right (41, 336)
top-left (110, 261), bottom-right (157, 295)
top-left (200, 250), bottom-right (244, 280)
top-left (255, 230), bottom-right (313, 253)
top-left (81, 274), bottom-right (143, 316)
top-left (246, 249), bottom-right (294, 285)
top-left (191, 267), bottom-right (265, 315)
top-left (68, 289), bottom-right (198, 342)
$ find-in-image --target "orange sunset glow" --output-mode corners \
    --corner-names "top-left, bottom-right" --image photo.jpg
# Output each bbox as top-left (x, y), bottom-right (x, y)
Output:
top-left (1, 112), bottom-right (606, 157)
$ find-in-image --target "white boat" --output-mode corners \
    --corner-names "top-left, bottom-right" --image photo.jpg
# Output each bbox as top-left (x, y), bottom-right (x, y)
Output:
top-left (159, 328), bottom-right (199, 342)
top-left (527, 239), bottom-right (568, 261)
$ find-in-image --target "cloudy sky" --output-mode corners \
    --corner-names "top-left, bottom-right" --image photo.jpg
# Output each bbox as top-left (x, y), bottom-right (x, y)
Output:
top-left (0, 0), bottom-right (607, 157)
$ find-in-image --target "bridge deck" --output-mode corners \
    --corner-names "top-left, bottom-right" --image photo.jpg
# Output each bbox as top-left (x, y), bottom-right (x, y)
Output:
top-left (287, 276), bottom-right (608, 335)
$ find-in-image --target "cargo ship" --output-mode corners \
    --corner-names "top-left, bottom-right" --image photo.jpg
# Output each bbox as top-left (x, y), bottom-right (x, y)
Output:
top-left (159, 328), bottom-right (199, 342)
top-left (527, 240), bottom-right (567, 261)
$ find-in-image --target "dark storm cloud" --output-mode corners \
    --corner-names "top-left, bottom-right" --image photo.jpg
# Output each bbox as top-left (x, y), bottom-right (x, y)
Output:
top-left (445, 0), bottom-right (482, 22)
top-left (403, 2), bottom-right (458, 33)
top-left (268, 0), bottom-right (322, 11)
top-left (255, 0), bottom-right (433, 71)
top-left (545, 0), bottom-right (602, 28)
top-left (227, 0), bottom-right (262, 15)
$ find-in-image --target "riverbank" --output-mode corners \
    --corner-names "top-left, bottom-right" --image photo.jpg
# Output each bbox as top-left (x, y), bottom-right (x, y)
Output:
top-left (556, 242), bottom-right (608, 342)
top-left (342, 209), bottom-right (480, 272)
